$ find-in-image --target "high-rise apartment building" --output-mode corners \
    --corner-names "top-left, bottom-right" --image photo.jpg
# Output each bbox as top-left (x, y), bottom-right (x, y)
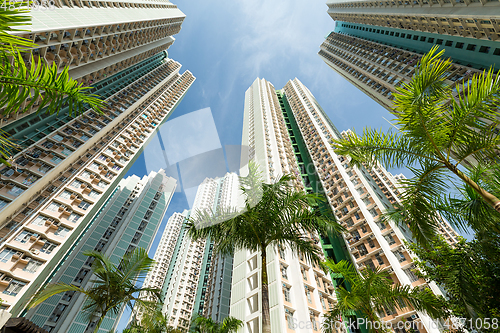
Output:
top-left (5, 0), bottom-right (186, 126)
top-left (0, 55), bottom-right (195, 316)
top-left (326, 0), bottom-right (500, 41)
top-left (144, 212), bottom-right (186, 295)
top-left (130, 211), bottom-right (186, 324)
top-left (233, 78), bottom-right (339, 333)
top-left (161, 173), bottom-right (240, 332)
top-left (320, 1), bottom-right (500, 111)
top-left (25, 170), bottom-right (176, 333)
top-left (235, 77), bottom-right (456, 333)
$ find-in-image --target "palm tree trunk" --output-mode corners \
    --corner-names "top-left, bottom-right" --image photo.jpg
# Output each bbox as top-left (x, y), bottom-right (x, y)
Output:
top-left (92, 314), bottom-right (106, 333)
top-left (450, 164), bottom-right (500, 213)
top-left (261, 249), bottom-right (271, 333)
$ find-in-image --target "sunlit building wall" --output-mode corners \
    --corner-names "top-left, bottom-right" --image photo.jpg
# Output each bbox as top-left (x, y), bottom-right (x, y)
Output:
top-left (326, 0), bottom-right (500, 41)
top-left (3, 0), bottom-right (186, 126)
top-left (0, 57), bottom-right (195, 316)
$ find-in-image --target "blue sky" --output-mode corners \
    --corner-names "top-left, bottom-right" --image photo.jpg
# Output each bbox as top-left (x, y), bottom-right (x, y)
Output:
top-left (118, 1), bottom-right (403, 329)
top-left (125, 0), bottom-right (397, 229)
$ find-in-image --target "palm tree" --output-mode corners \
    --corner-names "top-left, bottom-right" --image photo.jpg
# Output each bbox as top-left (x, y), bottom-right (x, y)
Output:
top-left (191, 315), bottom-right (243, 333)
top-left (331, 46), bottom-right (500, 244)
top-left (28, 248), bottom-right (160, 333)
top-left (187, 161), bottom-right (341, 333)
top-left (0, 2), bottom-right (103, 165)
top-left (322, 260), bottom-right (447, 333)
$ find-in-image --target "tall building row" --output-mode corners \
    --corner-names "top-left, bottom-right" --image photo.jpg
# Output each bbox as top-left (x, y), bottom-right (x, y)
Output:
top-left (26, 171), bottom-right (177, 333)
top-left (158, 173), bottom-right (240, 332)
top-left (232, 77), bottom-right (459, 333)
top-left (5, 0), bottom-right (186, 127)
top-left (320, 0), bottom-right (500, 111)
top-left (0, 1), bottom-right (194, 329)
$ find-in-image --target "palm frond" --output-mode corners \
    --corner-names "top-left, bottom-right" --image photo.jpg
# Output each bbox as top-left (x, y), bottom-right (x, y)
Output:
top-left (0, 128), bottom-right (20, 166)
top-left (0, 1), bottom-right (34, 52)
top-left (118, 248), bottom-right (155, 283)
top-left (27, 282), bottom-right (88, 309)
top-left (331, 128), bottom-right (436, 169)
top-left (387, 162), bottom-right (448, 245)
top-left (323, 259), bottom-right (361, 286)
top-left (0, 52), bottom-right (104, 116)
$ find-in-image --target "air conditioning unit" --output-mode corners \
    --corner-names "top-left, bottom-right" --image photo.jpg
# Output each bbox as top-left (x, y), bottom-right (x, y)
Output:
top-left (31, 249), bottom-right (40, 255)
top-left (387, 268), bottom-right (394, 273)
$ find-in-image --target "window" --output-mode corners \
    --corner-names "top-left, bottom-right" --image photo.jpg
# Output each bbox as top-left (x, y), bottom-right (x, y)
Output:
top-left (54, 226), bottom-right (70, 238)
top-left (87, 190), bottom-right (100, 199)
top-left (301, 267), bottom-right (308, 281)
top-left (3, 279), bottom-right (26, 296)
top-left (279, 247), bottom-right (286, 260)
top-left (50, 156), bottom-right (62, 164)
top-left (436, 39), bottom-right (443, 45)
top-left (285, 309), bottom-right (294, 329)
top-left (131, 232), bottom-right (141, 244)
top-left (41, 241), bottom-right (57, 254)
top-left (375, 254), bottom-right (384, 265)
top-left (369, 208), bottom-right (378, 217)
top-left (281, 264), bottom-right (288, 280)
top-left (305, 286), bottom-right (312, 303)
top-left (7, 186), bottom-right (24, 197)
top-left (494, 48), bottom-right (500, 56)
top-left (310, 311), bottom-right (318, 331)
top-left (61, 148), bottom-right (72, 156)
top-left (404, 265), bottom-right (420, 282)
top-left (78, 201), bottom-right (91, 210)
top-left (466, 44), bottom-right (476, 51)
top-left (97, 181), bottom-right (108, 188)
top-left (445, 40), bottom-right (453, 47)
top-left (479, 46), bottom-right (490, 53)
top-left (357, 243), bottom-right (368, 256)
top-left (15, 230), bottom-right (38, 243)
top-left (283, 285), bottom-right (291, 302)
top-left (71, 180), bottom-right (83, 188)
top-left (53, 134), bottom-right (64, 142)
top-left (420, 36), bottom-right (426, 41)
top-left (0, 248), bottom-right (17, 262)
top-left (320, 297), bottom-right (326, 309)
top-left (394, 250), bottom-right (406, 262)
top-left (24, 258), bottom-right (43, 273)
top-left (455, 42), bottom-right (464, 49)
top-left (384, 234), bottom-right (396, 245)
top-left (427, 37), bottom-right (434, 43)
top-left (67, 213), bottom-right (81, 223)
top-left (58, 191), bottom-right (72, 200)
top-left (32, 215), bottom-right (48, 226)
top-left (47, 202), bottom-right (61, 212)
